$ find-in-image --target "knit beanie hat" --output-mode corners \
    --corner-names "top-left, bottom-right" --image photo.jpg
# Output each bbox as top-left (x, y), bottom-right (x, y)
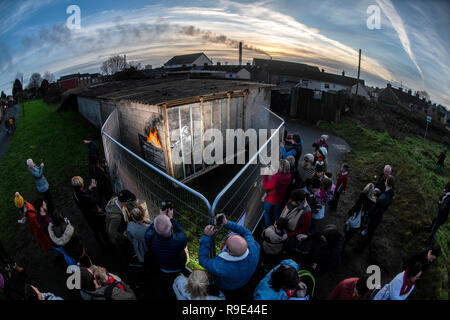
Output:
top-left (319, 147), bottom-right (328, 156)
top-left (321, 134), bottom-right (328, 141)
top-left (14, 192), bottom-right (24, 209)
top-left (304, 153), bottom-right (314, 163)
top-left (118, 189), bottom-right (136, 203)
top-left (79, 267), bottom-right (96, 291)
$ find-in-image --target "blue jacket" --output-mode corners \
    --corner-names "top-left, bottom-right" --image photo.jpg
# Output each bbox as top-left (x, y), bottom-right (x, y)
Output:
top-left (199, 222), bottom-right (260, 290)
top-left (28, 165), bottom-right (49, 192)
top-left (282, 142), bottom-right (303, 167)
top-left (144, 218), bottom-right (187, 272)
top-left (254, 259), bottom-right (299, 300)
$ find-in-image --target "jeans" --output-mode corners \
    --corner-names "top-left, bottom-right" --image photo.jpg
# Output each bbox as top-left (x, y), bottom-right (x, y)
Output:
top-left (263, 201), bottom-right (281, 228)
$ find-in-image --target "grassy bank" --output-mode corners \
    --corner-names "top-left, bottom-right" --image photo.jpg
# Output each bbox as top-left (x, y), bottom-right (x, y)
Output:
top-left (320, 119), bottom-right (449, 299)
top-left (0, 100), bottom-right (101, 244)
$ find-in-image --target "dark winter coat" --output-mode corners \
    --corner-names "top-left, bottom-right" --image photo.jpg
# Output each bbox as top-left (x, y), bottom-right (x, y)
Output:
top-left (309, 231), bottom-right (344, 276)
top-left (403, 249), bottom-right (434, 273)
top-left (347, 193), bottom-right (376, 217)
top-left (367, 188), bottom-right (394, 224)
top-left (48, 221), bottom-right (84, 259)
top-left (435, 192), bottom-right (450, 224)
top-left (144, 218), bottom-right (187, 272)
top-left (73, 187), bottom-right (105, 230)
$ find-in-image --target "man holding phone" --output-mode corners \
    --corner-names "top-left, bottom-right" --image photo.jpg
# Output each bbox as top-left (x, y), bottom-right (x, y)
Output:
top-left (198, 213), bottom-right (260, 300)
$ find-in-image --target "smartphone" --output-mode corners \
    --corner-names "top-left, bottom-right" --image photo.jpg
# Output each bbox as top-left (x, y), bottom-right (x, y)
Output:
top-left (216, 213), bottom-right (224, 225)
top-left (161, 201), bottom-right (173, 211)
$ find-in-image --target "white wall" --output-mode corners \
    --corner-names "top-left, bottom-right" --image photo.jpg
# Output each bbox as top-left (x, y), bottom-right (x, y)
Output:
top-left (297, 79), bottom-right (350, 92)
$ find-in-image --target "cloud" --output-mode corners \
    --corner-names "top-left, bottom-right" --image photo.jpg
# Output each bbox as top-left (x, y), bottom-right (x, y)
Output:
top-left (1, 0), bottom-right (448, 107)
top-left (0, 0), bottom-right (53, 36)
top-left (376, 0), bottom-right (424, 79)
top-left (0, 42), bottom-right (12, 72)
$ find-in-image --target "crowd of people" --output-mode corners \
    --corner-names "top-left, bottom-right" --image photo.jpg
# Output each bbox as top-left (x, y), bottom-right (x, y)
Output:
top-left (0, 130), bottom-right (448, 301)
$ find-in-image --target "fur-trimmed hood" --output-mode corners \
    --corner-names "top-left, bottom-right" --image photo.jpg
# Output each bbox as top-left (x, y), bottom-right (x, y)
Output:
top-left (48, 222), bottom-right (74, 246)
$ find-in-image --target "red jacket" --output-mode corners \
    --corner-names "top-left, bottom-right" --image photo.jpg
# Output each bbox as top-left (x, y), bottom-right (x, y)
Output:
top-left (328, 278), bottom-right (369, 300)
top-left (335, 171), bottom-right (349, 193)
top-left (263, 173), bottom-right (292, 205)
top-left (23, 202), bottom-right (53, 252)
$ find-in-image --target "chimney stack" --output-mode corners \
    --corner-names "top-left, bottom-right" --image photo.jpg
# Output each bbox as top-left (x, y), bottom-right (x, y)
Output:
top-left (321, 68), bottom-right (324, 73)
top-left (217, 62), bottom-right (221, 66)
top-left (239, 42), bottom-right (242, 66)
top-left (342, 70), bottom-right (345, 76)
top-left (408, 89), bottom-right (412, 95)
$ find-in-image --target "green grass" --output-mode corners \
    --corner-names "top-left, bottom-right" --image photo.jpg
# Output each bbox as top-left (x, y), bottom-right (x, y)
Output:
top-left (320, 118), bottom-right (449, 300)
top-left (0, 99), bottom-right (101, 244)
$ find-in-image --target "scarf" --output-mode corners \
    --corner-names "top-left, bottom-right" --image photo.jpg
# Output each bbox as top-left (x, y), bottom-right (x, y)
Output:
top-left (106, 273), bottom-right (125, 291)
top-left (399, 270), bottom-right (415, 296)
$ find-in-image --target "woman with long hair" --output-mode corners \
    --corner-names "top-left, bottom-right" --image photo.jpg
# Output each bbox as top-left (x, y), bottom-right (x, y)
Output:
top-left (173, 270), bottom-right (224, 300)
top-left (343, 183), bottom-right (377, 248)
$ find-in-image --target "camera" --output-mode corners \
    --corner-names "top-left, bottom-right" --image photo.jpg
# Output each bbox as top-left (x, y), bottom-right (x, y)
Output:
top-left (161, 200), bottom-right (173, 211)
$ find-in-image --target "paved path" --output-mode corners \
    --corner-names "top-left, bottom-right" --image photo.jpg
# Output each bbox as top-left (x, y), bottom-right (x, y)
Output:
top-left (284, 118), bottom-right (351, 176)
top-left (0, 104), bottom-right (20, 160)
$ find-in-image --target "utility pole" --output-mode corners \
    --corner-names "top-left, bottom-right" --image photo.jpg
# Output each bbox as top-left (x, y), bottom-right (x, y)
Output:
top-left (21, 74), bottom-right (25, 116)
top-left (355, 49), bottom-right (361, 97)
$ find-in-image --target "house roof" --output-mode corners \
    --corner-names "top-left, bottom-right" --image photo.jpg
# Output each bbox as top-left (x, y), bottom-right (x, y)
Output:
top-left (387, 86), bottom-right (429, 107)
top-left (164, 53), bottom-right (210, 66)
top-left (200, 65), bottom-right (250, 73)
top-left (252, 58), bottom-right (363, 86)
top-left (58, 73), bottom-right (96, 82)
top-left (252, 58), bottom-right (320, 76)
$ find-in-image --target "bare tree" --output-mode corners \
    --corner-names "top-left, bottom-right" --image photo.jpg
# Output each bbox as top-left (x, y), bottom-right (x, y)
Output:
top-left (43, 71), bottom-right (55, 83)
top-left (101, 55), bottom-right (127, 75)
top-left (416, 90), bottom-right (430, 100)
top-left (128, 61), bottom-right (142, 70)
top-left (27, 72), bottom-right (42, 89)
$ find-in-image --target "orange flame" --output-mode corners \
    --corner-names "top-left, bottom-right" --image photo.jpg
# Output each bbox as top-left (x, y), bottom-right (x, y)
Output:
top-left (146, 127), bottom-right (162, 148)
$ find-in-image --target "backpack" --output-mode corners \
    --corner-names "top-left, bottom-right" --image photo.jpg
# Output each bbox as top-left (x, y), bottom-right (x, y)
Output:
top-left (298, 269), bottom-right (316, 298)
top-left (281, 203), bottom-right (309, 232)
top-left (82, 280), bottom-right (125, 300)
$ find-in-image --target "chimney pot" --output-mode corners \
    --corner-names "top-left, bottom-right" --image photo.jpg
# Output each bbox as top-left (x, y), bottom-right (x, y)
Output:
top-left (342, 70), bottom-right (345, 76)
top-left (321, 68), bottom-right (324, 73)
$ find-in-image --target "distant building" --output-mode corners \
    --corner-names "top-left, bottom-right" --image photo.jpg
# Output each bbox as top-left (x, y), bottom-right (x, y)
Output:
top-left (163, 52), bottom-right (213, 69)
top-left (350, 83), bottom-right (370, 100)
top-left (378, 83), bottom-right (428, 109)
top-left (251, 58), bottom-right (363, 92)
top-left (378, 83), bottom-right (448, 125)
top-left (164, 65), bottom-right (251, 80)
top-left (57, 73), bottom-right (103, 91)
